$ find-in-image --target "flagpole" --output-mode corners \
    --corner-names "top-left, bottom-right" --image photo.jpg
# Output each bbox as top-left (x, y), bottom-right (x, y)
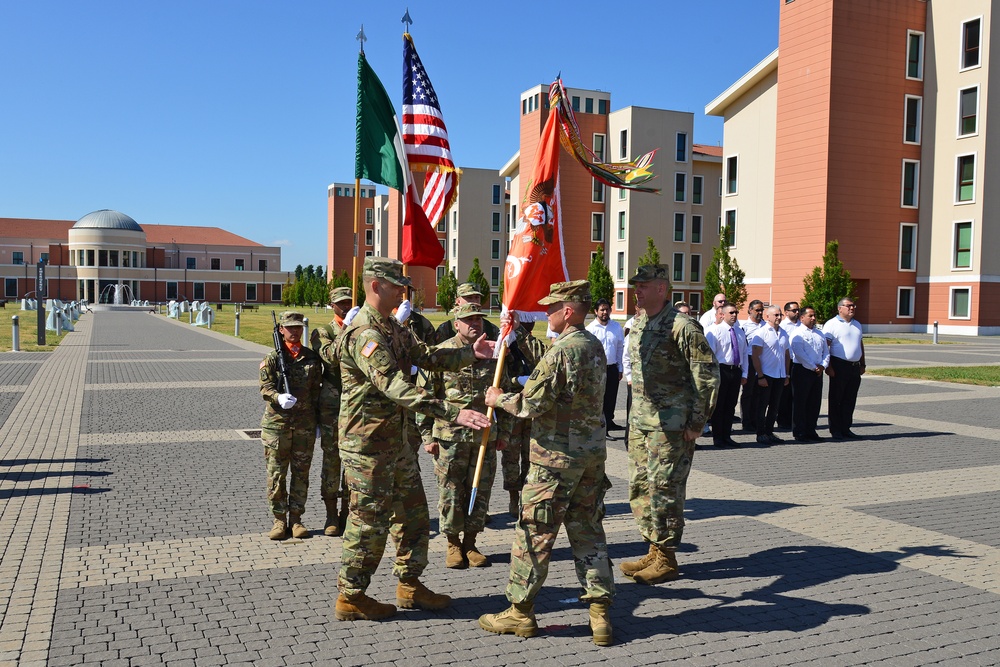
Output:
top-left (468, 339), bottom-right (509, 514)
top-left (352, 179), bottom-right (361, 302)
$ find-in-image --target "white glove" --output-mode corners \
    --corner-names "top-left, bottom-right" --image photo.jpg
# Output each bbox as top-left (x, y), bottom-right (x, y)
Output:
top-left (517, 375), bottom-right (530, 386)
top-left (395, 299), bottom-right (412, 324)
top-left (277, 393), bottom-right (297, 409)
top-left (343, 306), bottom-right (360, 326)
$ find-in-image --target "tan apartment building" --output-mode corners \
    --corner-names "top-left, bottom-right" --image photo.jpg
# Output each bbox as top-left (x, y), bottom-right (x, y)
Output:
top-left (707, 0), bottom-right (996, 334)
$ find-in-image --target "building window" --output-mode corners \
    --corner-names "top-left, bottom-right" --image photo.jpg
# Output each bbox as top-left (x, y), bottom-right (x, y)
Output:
top-left (959, 87), bottom-right (978, 136)
top-left (897, 287), bottom-right (914, 318)
top-left (693, 175), bottom-right (703, 205)
top-left (453, 211), bottom-right (458, 230)
top-left (725, 156), bottom-right (738, 194)
top-left (220, 283), bottom-right (231, 301)
top-left (98, 250), bottom-right (108, 267)
top-left (166, 282), bottom-right (178, 300)
top-left (122, 251), bottom-right (130, 267)
top-left (235, 258), bottom-right (245, 271)
top-left (437, 218), bottom-right (446, 233)
top-left (616, 290), bottom-right (624, 311)
top-left (672, 254), bottom-right (684, 282)
top-left (491, 239), bottom-right (501, 260)
top-left (77, 249), bottom-right (84, 266)
top-left (956, 154), bottom-right (976, 203)
top-left (692, 216), bottom-right (703, 244)
top-left (619, 129), bottom-right (628, 160)
top-left (672, 291), bottom-right (685, 305)
top-left (451, 238), bottom-right (457, 257)
top-left (186, 257), bottom-right (196, 269)
top-left (572, 96), bottom-right (580, 112)
top-left (271, 284), bottom-right (282, 301)
top-left (134, 251), bottom-right (140, 268)
top-left (901, 160), bottom-right (919, 208)
top-left (723, 210), bottom-right (737, 247)
top-left (490, 266), bottom-right (500, 287)
top-left (87, 249), bottom-right (95, 266)
top-left (365, 229), bottom-right (374, 246)
top-left (690, 254), bottom-right (701, 283)
top-left (193, 282), bottom-right (205, 301)
top-left (674, 213), bottom-right (685, 242)
top-left (436, 266), bottom-right (446, 284)
top-left (953, 221), bottom-right (973, 269)
top-left (440, 239), bottom-right (447, 260)
top-left (211, 257), bottom-right (221, 270)
top-left (259, 259), bottom-right (268, 271)
top-left (689, 292), bottom-right (702, 311)
top-left (676, 133), bottom-right (688, 162)
top-left (592, 179), bottom-right (604, 203)
top-left (246, 284), bottom-right (257, 301)
top-left (962, 18), bottom-right (981, 70)
top-left (12, 251), bottom-right (23, 265)
top-left (616, 252), bottom-right (624, 280)
top-left (617, 211), bottom-right (626, 240)
top-left (5, 278), bottom-right (16, 298)
top-left (492, 184), bottom-right (502, 205)
top-left (598, 99), bottom-right (608, 115)
top-left (950, 287), bottom-right (971, 319)
top-left (492, 212), bottom-right (501, 233)
top-left (591, 213), bottom-right (604, 242)
top-left (674, 173), bottom-right (687, 202)
top-left (593, 134), bottom-right (605, 161)
top-left (618, 187), bottom-right (626, 201)
top-left (585, 97), bottom-right (593, 114)
top-left (907, 30), bottom-right (924, 80)
top-left (904, 95), bottom-right (921, 144)
top-left (899, 223), bottom-right (917, 272)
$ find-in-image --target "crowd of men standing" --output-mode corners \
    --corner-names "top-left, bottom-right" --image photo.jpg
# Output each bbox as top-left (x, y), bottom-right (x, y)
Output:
top-left (257, 255), bottom-right (862, 646)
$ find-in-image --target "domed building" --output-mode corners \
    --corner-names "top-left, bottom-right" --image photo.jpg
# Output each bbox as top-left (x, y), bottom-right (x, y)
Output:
top-left (1, 210), bottom-right (285, 305)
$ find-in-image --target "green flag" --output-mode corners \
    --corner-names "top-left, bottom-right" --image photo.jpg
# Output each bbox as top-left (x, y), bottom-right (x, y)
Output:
top-left (355, 51), bottom-right (404, 189)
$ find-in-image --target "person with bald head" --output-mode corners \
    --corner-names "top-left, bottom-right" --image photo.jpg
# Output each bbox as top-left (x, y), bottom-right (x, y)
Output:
top-left (748, 305), bottom-right (791, 445)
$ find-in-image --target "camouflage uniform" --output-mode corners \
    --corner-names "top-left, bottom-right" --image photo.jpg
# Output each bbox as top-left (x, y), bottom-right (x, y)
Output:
top-left (626, 268), bottom-right (719, 552)
top-left (336, 302), bottom-right (477, 598)
top-left (500, 326), bottom-right (545, 492)
top-left (259, 332), bottom-right (323, 519)
top-left (492, 284), bottom-right (614, 605)
top-left (424, 326), bottom-right (514, 537)
top-left (312, 316), bottom-right (346, 504)
top-left (436, 316), bottom-right (500, 344)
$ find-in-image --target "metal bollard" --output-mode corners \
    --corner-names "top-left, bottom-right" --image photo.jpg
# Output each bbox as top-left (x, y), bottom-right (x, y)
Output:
top-left (933, 320), bottom-right (939, 345)
top-left (304, 317), bottom-right (309, 344)
top-left (55, 313), bottom-right (62, 337)
top-left (12, 315), bottom-right (20, 352)
top-left (189, 309), bottom-right (193, 324)
top-left (235, 312), bottom-right (241, 337)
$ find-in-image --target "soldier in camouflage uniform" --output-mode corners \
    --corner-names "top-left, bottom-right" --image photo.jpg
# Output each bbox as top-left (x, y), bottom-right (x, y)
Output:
top-left (622, 265), bottom-right (719, 585)
top-left (333, 257), bottom-right (493, 622)
top-left (259, 311), bottom-right (323, 540)
top-left (311, 286), bottom-right (355, 537)
top-left (500, 321), bottom-right (542, 516)
top-left (423, 303), bottom-right (514, 569)
top-left (435, 283), bottom-right (500, 343)
top-left (480, 280), bottom-right (616, 647)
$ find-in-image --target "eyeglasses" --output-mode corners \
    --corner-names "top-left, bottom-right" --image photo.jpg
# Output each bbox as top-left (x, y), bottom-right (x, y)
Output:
top-left (841, 304), bottom-right (857, 309)
top-left (752, 308), bottom-right (764, 312)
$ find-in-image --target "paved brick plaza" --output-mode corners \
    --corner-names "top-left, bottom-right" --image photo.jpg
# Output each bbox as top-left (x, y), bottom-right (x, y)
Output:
top-left (1, 311), bottom-right (999, 666)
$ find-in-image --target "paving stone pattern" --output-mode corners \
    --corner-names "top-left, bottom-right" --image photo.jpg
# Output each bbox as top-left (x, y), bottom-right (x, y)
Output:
top-left (0, 359), bottom-right (44, 387)
top-left (1, 311), bottom-right (999, 666)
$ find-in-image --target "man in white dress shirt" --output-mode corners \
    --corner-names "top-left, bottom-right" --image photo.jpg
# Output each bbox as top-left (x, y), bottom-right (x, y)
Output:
top-left (704, 303), bottom-right (747, 448)
top-left (699, 293), bottom-right (726, 331)
top-left (776, 301), bottom-right (801, 430)
top-left (587, 298), bottom-right (626, 437)
top-left (739, 300), bottom-right (765, 433)
top-left (789, 307), bottom-right (830, 442)
top-left (749, 306), bottom-right (791, 445)
top-left (823, 298), bottom-right (866, 440)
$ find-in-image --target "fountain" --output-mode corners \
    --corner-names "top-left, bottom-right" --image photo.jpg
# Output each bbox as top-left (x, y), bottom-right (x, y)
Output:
top-left (91, 283), bottom-right (146, 312)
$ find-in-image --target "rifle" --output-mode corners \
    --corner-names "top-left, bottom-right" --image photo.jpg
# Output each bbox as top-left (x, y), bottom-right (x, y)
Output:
top-left (271, 311), bottom-right (292, 395)
top-left (337, 471), bottom-right (350, 534)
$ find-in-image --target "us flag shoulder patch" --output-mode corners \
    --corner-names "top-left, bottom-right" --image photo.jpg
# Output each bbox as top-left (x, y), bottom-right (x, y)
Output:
top-left (361, 341), bottom-right (379, 358)
top-left (259, 360), bottom-right (266, 370)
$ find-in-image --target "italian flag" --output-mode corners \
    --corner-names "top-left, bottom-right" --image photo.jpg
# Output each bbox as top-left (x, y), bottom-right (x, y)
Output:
top-left (355, 51), bottom-right (444, 268)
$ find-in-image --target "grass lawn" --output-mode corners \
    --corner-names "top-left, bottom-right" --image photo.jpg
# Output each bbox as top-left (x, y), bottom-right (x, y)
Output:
top-left (863, 336), bottom-right (955, 345)
top-left (0, 310), bottom-right (71, 352)
top-left (868, 365), bottom-right (1000, 386)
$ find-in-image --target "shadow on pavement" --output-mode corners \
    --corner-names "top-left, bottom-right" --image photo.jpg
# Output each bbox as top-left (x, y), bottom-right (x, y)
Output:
top-left (0, 469), bottom-right (111, 482)
top-left (0, 457), bottom-right (110, 466)
top-left (0, 485), bottom-right (110, 499)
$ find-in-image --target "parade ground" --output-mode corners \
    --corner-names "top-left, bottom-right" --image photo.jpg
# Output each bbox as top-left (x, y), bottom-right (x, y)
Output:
top-left (1, 310), bottom-right (999, 666)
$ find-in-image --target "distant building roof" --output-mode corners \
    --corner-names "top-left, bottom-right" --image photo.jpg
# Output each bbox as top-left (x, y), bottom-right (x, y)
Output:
top-left (693, 144), bottom-right (723, 158)
top-left (73, 209), bottom-right (143, 231)
top-left (705, 48), bottom-right (779, 117)
top-left (142, 224), bottom-right (264, 247)
top-left (1, 216), bottom-right (265, 247)
top-left (0, 218), bottom-right (75, 239)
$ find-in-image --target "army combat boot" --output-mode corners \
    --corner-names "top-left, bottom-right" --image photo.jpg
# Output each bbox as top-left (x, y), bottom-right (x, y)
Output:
top-left (632, 547), bottom-right (679, 585)
top-left (323, 499), bottom-right (341, 537)
top-left (396, 578), bottom-right (451, 610)
top-left (268, 515), bottom-right (288, 540)
top-left (589, 602), bottom-right (613, 646)
top-left (479, 602), bottom-right (538, 638)
top-left (445, 534), bottom-right (466, 569)
top-left (619, 543), bottom-right (656, 577)
top-left (463, 532), bottom-right (489, 567)
top-left (334, 593), bottom-right (396, 621)
top-left (288, 514), bottom-right (312, 539)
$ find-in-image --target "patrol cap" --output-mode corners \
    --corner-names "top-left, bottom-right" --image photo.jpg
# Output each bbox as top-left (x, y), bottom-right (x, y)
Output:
top-left (330, 286), bottom-right (352, 304)
top-left (363, 256), bottom-right (412, 287)
top-left (628, 264), bottom-right (671, 284)
top-left (457, 282), bottom-right (483, 298)
top-left (537, 279), bottom-right (592, 305)
top-left (453, 302), bottom-right (484, 320)
top-left (279, 311), bottom-right (306, 328)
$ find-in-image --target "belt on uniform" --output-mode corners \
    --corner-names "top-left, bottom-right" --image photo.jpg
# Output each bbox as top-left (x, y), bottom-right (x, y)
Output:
top-left (719, 363), bottom-right (741, 370)
top-left (833, 357), bottom-right (862, 367)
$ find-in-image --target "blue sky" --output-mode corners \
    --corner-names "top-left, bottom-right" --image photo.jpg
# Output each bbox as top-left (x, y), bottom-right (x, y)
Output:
top-left (1, 1), bottom-right (778, 272)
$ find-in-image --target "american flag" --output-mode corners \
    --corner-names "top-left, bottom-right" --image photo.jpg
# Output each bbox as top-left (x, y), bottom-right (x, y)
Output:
top-left (402, 33), bottom-right (458, 229)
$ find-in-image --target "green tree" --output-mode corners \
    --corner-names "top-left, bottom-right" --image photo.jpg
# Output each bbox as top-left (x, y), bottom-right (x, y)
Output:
top-left (437, 269), bottom-right (458, 312)
top-left (587, 245), bottom-right (614, 304)
top-left (636, 236), bottom-right (661, 268)
top-left (801, 240), bottom-right (856, 324)
top-left (281, 275), bottom-right (295, 306)
top-left (467, 258), bottom-right (491, 306)
top-left (703, 239), bottom-right (749, 311)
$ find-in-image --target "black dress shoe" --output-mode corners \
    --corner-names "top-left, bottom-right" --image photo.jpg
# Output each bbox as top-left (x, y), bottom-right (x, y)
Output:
top-left (793, 432), bottom-right (806, 441)
top-left (808, 432), bottom-right (824, 442)
top-left (843, 430), bottom-right (860, 439)
top-left (756, 434), bottom-right (772, 445)
top-left (768, 434), bottom-right (785, 444)
top-left (829, 431), bottom-right (844, 441)
top-left (605, 431), bottom-right (619, 441)
top-left (776, 422), bottom-right (792, 430)
top-left (607, 421), bottom-right (624, 431)
top-left (726, 438), bottom-right (742, 448)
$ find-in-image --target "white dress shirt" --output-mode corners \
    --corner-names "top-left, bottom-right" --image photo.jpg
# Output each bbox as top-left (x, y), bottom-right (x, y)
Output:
top-left (749, 325), bottom-right (790, 378)
top-left (790, 325), bottom-right (831, 370)
top-left (705, 322), bottom-right (749, 378)
top-left (586, 318), bottom-right (625, 372)
top-left (741, 318), bottom-right (765, 346)
top-left (822, 316), bottom-right (864, 362)
top-left (699, 309), bottom-right (717, 331)
top-left (780, 319), bottom-right (801, 336)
